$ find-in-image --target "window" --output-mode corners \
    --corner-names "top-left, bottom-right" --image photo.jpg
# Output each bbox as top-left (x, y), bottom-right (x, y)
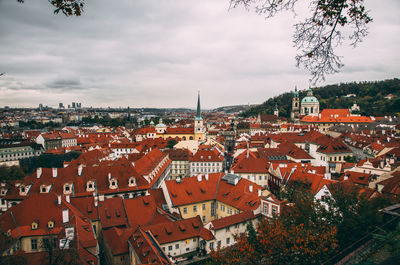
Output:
top-left (31, 239), bottom-right (37, 250)
top-left (43, 238), bottom-right (50, 249)
top-left (226, 237), bottom-right (230, 245)
top-left (202, 204), bottom-right (206, 210)
top-left (217, 241), bottom-right (221, 248)
top-left (183, 207), bottom-right (187, 214)
top-left (168, 245), bottom-right (172, 251)
top-left (202, 216), bottom-right (206, 222)
top-left (41, 187), bottom-right (46, 193)
top-left (210, 242), bottom-right (214, 250)
top-left (272, 205), bottom-right (278, 215)
top-left (264, 203), bottom-right (269, 214)
top-left (193, 205), bottom-right (197, 212)
top-left (175, 244), bottom-right (179, 249)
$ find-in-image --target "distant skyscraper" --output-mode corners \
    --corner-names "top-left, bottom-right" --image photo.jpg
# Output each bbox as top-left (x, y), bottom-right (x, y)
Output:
top-left (72, 102), bottom-right (76, 109)
top-left (39, 103), bottom-right (43, 111)
top-left (59, 103), bottom-right (64, 109)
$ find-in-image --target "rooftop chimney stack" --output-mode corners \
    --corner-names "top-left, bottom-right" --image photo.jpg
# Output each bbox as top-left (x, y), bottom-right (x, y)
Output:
top-left (197, 175), bottom-right (202, 182)
top-left (52, 168), bottom-right (58, 178)
top-left (36, 167), bottom-right (42, 178)
top-left (249, 184), bottom-right (253, 193)
top-left (78, 164), bottom-right (83, 176)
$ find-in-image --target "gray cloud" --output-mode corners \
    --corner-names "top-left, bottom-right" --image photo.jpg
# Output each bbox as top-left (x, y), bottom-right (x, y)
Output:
top-left (46, 77), bottom-right (82, 90)
top-left (0, 0), bottom-right (399, 108)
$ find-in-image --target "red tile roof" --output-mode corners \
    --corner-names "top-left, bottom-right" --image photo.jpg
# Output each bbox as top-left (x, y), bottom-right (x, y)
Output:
top-left (210, 210), bottom-right (256, 230)
top-left (165, 173), bottom-right (263, 211)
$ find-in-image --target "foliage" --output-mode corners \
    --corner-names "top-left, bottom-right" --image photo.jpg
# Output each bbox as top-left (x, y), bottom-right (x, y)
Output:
top-left (0, 165), bottom-right (25, 181)
top-left (209, 218), bottom-right (338, 265)
top-left (240, 78), bottom-right (400, 118)
top-left (210, 179), bottom-right (398, 264)
top-left (20, 151), bottom-right (81, 174)
top-left (344, 155), bottom-right (357, 163)
top-left (231, 0), bottom-right (372, 82)
top-left (322, 183), bottom-right (396, 250)
top-left (166, 139), bottom-right (177, 149)
top-left (17, 0), bottom-right (84, 16)
top-left (18, 120), bottom-right (61, 129)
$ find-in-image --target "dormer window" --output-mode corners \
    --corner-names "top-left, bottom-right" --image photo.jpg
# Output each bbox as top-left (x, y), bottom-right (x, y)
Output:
top-left (31, 221), bottom-right (39, 230)
top-left (86, 181), bottom-right (95, 192)
top-left (48, 220), bottom-right (54, 229)
top-left (109, 178), bottom-right (118, 189)
top-left (63, 183), bottom-right (73, 194)
top-left (41, 187), bottom-right (46, 193)
top-left (128, 177), bottom-right (136, 187)
top-left (21, 187), bottom-right (25, 193)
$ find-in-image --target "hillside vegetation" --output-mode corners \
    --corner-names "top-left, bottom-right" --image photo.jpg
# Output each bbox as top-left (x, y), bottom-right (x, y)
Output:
top-left (240, 78), bottom-right (400, 118)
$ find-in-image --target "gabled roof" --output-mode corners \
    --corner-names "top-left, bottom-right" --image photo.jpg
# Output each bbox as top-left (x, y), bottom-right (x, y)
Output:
top-left (165, 173), bottom-right (263, 211)
top-left (210, 210), bottom-right (256, 230)
top-left (144, 216), bottom-right (207, 244)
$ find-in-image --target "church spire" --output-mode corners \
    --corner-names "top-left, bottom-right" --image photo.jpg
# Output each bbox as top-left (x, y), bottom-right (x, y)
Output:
top-left (196, 91), bottom-right (202, 120)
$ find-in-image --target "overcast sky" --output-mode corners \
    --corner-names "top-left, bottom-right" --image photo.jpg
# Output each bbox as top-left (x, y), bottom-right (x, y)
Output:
top-left (0, 0), bottom-right (399, 109)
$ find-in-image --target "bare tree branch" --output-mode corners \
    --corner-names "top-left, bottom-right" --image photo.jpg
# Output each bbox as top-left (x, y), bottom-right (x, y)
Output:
top-left (230, 0), bottom-right (372, 84)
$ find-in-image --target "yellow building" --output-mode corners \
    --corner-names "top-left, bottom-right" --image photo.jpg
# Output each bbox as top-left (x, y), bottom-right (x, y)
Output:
top-left (161, 173), bottom-right (265, 224)
top-left (155, 92), bottom-right (205, 141)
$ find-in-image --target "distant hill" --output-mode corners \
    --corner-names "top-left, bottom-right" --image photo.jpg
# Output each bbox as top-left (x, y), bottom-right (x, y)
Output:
top-left (211, 104), bottom-right (256, 114)
top-left (240, 78), bottom-right (400, 118)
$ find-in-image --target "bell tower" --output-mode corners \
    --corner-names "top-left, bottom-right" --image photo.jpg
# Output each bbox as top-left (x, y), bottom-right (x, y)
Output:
top-left (194, 91), bottom-right (205, 141)
top-left (291, 86), bottom-right (300, 120)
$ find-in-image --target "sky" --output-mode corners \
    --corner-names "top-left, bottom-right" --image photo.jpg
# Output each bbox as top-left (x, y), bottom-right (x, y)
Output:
top-left (0, 0), bottom-right (399, 109)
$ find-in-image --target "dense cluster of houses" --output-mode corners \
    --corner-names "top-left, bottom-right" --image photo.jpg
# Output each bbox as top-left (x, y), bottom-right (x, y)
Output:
top-left (0, 91), bottom-right (400, 264)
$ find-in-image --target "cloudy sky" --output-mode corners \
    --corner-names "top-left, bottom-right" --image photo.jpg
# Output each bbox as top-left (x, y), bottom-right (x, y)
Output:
top-left (0, 0), bottom-right (399, 109)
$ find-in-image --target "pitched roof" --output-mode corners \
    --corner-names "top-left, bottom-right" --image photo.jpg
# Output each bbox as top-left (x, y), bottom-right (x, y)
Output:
top-left (210, 210), bottom-right (256, 230)
top-left (165, 173), bottom-right (263, 211)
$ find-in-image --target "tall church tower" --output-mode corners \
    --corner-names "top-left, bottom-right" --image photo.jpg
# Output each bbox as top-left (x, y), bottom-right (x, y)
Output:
top-left (194, 91), bottom-right (205, 141)
top-left (274, 103), bottom-right (279, 117)
top-left (291, 86), bottom-right (300, 120)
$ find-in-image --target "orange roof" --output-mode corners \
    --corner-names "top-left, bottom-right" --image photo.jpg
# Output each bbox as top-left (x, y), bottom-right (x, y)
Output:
top-left (165, 173), bottom-right (263, 211)
top-left (210, 210), bottom-right (256, 230)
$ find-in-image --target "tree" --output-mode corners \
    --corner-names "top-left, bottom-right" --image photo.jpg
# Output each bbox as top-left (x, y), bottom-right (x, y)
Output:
top-left (166, 139), bottom-right (177, 149)
top-left (230, 0), bottom-right (372, 83)
top-left (17, 0), bottom-right (84, 16)
top-left (209, 218), bottom-right (338, 265)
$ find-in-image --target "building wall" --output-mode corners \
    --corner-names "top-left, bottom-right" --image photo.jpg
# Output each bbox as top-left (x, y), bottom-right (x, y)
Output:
top-left (189, 162), bottom-right (223, 176)
top-left (235, 172), bottom-right (269, 188)
top-left (178, 200), bottom-right (214, 224)
top-left (161, 237), bottom-right (199, 257)
top-left (170, 160), bottom-right (190, 179)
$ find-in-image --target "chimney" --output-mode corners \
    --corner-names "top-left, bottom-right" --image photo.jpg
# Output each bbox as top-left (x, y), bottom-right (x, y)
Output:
top-left (57, 195), bottom-right (61, 205)
top-left (78, 164), bottom-right (83, 176)
top-left (36, 167), bottom-right (42, 178)
top-left (99, 194), bottom-right (104, 201)
top-left (52, 168), bottom-right (57, 178)
top-left (205, 173), bottom-right (209, 180)
top-left (197, 175), bottom-right (202, 182)
top-left (62, 209), bottom-right (69, 223)
top-left (249, 184), bottom-right (253, 193)
top-left (344, 175), bottom-right (348, 181)
top-left (176, 177), bottom-right (182, 183)
top-left (66, 195), bottom-right (70, 203)
top-left (94, 195), bottom-right (98, 207)
top-left (108, 173), bottom-right (112, 180)
top-left (258, 189), bottom-right (262, 196)
top-left (324, 173), bottom-right (331, 180)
